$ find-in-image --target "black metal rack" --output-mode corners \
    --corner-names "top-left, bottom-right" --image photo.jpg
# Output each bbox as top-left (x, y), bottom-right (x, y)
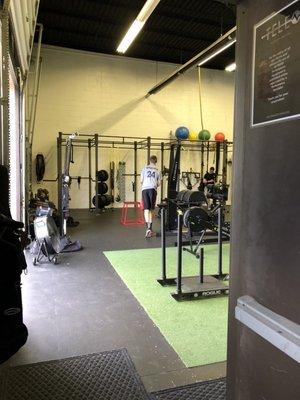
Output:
top-left (157, 205), bottom-right (229, 301)
top-left (55, 132), bottom-right (233, 217)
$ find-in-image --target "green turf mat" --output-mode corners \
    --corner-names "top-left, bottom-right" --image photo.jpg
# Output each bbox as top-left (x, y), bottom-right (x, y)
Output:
top-left (104, 244), bottom-right (229, 368)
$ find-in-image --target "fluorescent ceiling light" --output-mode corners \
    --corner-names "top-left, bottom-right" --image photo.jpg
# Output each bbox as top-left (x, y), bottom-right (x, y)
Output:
top-left (225, 62), bottom-right (236, 72)
top-left (117, 20), bottom-right (145, 53)
top-left (138, 0), bottom-right (161, 21)
top-left (197, 39), bottom-right (236, 67)
top-left (117, 0), bottom-right (160, 54)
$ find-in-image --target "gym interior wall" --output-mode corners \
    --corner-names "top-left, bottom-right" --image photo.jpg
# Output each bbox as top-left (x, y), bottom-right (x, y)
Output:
top-left (30, 45), bottom-right (235, 207)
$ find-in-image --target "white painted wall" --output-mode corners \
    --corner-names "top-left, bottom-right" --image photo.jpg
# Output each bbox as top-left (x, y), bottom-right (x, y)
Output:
top-left (32, 45), bottom-right (234, 208)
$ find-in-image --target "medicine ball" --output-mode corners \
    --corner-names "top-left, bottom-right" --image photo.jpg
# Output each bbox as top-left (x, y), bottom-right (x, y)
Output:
top-left (175, 126), bottom-right (189, 140)
top-left (215, 132), bottom-right (225, 141)
top-left (199, 129), bottom-right (211, 140)
top-left (188, 131), bottom-right (198, 141)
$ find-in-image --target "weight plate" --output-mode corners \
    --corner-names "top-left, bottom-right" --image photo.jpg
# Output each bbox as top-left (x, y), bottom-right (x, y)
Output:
top-left (97, 182), bottom-right (108, 194)
top-left (96, 170), bottom-right (109, 182)
top-left (183, 207), bottom-right (211, 233)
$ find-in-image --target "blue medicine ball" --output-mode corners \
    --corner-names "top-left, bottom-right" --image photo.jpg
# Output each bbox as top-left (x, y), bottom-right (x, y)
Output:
top-left (175, 126), bottom-right (189, 140)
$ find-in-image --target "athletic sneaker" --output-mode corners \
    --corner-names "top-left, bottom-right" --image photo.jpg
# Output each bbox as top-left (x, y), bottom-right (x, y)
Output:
top-left (145, 229), bottom-right (156, 238)
top-left (145, 229), bottom-right (152, 238)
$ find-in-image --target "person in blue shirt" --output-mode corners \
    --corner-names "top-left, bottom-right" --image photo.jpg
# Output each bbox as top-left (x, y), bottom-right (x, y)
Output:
top-left (141, 155), bottom-right (161, 238)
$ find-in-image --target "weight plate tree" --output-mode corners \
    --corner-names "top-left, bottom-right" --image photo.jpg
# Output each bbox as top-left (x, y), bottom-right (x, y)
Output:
top-left (95, 170), bottom-right (111, 209)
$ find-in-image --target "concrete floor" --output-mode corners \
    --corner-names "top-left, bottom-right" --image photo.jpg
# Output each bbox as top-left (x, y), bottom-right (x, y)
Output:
top-left (3, 209), bottom-right (226, 392)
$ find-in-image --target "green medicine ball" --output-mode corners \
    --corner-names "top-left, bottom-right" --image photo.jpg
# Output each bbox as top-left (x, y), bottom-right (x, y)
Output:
top-left (199, 129), bottom-right (211, 140)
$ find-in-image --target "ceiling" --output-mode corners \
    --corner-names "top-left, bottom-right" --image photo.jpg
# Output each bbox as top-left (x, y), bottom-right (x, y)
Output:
top-left (37, 0), bottom-right (236, 69)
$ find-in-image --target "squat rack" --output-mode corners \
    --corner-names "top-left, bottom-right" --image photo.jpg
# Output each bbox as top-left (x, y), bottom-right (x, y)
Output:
top-left (57, 132), bottom-right (164, 211)
top-left (57, 132), bottom-right (233, 212)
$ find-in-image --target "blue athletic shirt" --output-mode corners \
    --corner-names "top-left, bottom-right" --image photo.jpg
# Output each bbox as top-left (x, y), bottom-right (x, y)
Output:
top-left (141, 165), bottom-right (161, 190)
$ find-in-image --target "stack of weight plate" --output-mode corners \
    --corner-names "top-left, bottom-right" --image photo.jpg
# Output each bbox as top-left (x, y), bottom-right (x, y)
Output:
top-left (92, 170), bottom-right (112, 209)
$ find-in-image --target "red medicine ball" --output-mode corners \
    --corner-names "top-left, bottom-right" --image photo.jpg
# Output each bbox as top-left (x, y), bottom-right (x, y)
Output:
top-left (215, 132), bottom-right (225, 141)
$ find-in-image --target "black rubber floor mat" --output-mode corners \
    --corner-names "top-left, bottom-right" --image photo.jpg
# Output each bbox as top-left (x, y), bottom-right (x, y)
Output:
top-left (0, 349), bottom-right (150, 400)
top-left (150, 378), bottom-right (226, 400)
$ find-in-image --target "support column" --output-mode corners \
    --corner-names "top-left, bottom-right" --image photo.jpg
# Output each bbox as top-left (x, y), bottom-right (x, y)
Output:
top-left (134, 141), bottom-right (137, 203)
top-left (222, 140), bottom-right (228, 184)
top-left (160, 142), bottom-right (164, 202)
top-left (94, 134), bottom-right (99, 210)
top-left (147, 136), bottom-right (151, 163)
top-left (57, 133), bottom-right (63, 234)
top-left (88, 139), bottom-right (91, 209)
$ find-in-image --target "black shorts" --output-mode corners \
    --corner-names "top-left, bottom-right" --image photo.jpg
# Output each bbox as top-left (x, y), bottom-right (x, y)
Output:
top-left (142, 189), bottom-right (157, 210)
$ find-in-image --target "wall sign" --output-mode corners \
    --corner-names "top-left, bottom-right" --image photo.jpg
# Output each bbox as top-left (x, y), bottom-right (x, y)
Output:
top-left (252, 0), bottom-right (300, 127)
